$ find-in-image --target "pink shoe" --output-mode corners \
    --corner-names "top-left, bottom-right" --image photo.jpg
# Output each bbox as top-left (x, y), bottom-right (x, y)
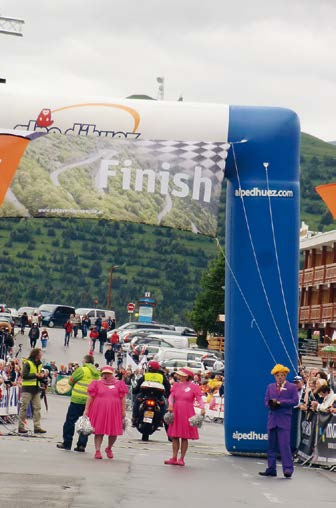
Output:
top-left (164, 457), bottom-right (178, 465)
top-left (94, 450), bottom-right (102, 459)
top-left (176, 458), bottom-right (185, 466)
top-left (105, 447), bottom-right (113, 459)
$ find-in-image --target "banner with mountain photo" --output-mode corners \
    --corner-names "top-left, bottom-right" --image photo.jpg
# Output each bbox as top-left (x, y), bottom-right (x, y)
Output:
top-left (0, 132), bottom-right (229, 237)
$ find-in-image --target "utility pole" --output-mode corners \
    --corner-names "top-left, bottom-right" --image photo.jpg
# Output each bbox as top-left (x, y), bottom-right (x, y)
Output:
top-left (107, 265), bottom-right (119, 309)
top-left (156, 76), bottom-right (165, 100)
top-left (0, 15), bottom-right (25, 84)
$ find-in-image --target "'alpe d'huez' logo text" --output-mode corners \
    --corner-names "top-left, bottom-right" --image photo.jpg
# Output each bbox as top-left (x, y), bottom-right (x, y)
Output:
top-left (232, 431), bottom-right (268, 441)
top-left (13, 107), bottom-right (141, 139)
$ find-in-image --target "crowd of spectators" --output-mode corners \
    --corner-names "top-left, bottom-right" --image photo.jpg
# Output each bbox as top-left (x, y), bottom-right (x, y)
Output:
top-left (0, 358), bottom-right (22, 402)
top-left (296, 366), bottom-right (336, 415)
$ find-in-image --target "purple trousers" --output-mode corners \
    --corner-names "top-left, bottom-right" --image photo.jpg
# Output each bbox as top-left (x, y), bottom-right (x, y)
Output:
top-left (267, 427), bottom-right (293, 474)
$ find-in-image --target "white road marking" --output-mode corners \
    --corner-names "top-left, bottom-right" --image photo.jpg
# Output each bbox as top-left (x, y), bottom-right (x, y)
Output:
top-left (263, 492), bottom-right (281, 504)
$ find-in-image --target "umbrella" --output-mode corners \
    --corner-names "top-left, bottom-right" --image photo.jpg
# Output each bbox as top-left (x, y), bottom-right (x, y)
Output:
top-left (321, 345), bottom-right (336, 353)
top-left (321, 344), bottom-right (336, 367)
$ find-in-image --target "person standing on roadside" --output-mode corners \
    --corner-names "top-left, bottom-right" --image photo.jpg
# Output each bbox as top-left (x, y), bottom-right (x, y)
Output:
top-left (81, 314), bottom-right (90, 338)
top-left (57, 354), bottom-right (100, 452)
top-left (110, 330), bottom-right (119, 352)
top-left (40, 327), bottom-right (49, 351)
top-left (28, 323), bottom-right (40, 348)
top-left (20, 312), bottom-right (29, 334)
top-left (71, 314), bottom-right (81, 338)
top-left (98, 326), bottom-right (107, 354)
top-left (64, 319), bottom-right (73, 348)
top-left (104, 344), bottom-right (115, 366)
top-left (18, 348), bottom-right (47, 434)
top-left (164, 367), bottom-right (205, 466)
top-left (259, 364), bottom-right (299, 479)
top-left (84, 365), bottom-right (127, 459)
top-left (95, 315), bottom-right (102, 333)
top-left (90, 326), bottom-right (99, 351)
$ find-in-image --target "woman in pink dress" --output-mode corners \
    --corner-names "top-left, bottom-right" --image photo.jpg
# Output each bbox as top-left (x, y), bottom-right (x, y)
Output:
top-left (165, 367), bottom-right (205, 466)
top-left (84, 366), bottom-right (128, 459)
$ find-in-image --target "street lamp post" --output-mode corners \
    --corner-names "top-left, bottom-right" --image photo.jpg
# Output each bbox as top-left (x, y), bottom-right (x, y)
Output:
top-left (156, 76), bottom-right (165, 100)
top-left (107, 265), bottom-right (119, 309)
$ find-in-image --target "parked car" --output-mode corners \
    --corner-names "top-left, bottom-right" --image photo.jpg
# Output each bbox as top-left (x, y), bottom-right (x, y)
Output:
top-left (155, 347), bottom-right (218, 364)
top-left (39, 304), bottom-right (75, 328)
top-left (173, 326), bottom-right (197, 337)
top-left (8, 308), bottom-right (18, 320)
top-left (146, 334), bottom-right (189, 349)
top-left (113, 321), bottom-right (174, 341)
top-left (125, 337), bottom-right (174, 353)
top-left (160, 359), bottom-right (205, 374)
top-left (16, 306), bottom-right (36, 325)
top-left (0, 303), bottom-right (9, 313)
top-left (122, 330), bottom-right (188, 348)
top-left (132, 343), bottom-right (163, 361)
top-left (75, 308), bottom-right (115, 326)
top-left (0, 312), bottom-right (15, 331)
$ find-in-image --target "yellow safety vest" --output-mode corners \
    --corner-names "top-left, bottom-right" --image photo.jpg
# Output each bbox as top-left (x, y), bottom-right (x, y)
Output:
top-left (22, 359), bottom-right (42, 387)
top-left (71, 366), bottom-right (95, 403)
top-left (144, 372), bottom-right (164, 384)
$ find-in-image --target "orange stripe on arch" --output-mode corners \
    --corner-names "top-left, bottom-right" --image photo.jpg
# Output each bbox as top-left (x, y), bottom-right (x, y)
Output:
top-left (51, 103), bottom-right (141, 133)
top-left (0, 134), bottom-right (30, 207)
top-left (316, 183), bottom-right (336, 219)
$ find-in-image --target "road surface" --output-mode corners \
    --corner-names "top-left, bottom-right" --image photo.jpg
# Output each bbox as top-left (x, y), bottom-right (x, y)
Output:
top-left (2, 328), bottom-right (335, 507)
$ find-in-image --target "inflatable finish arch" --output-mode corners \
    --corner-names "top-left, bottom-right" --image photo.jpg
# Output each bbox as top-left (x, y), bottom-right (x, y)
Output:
top-left (0, 98), bottom-right (300, 454)
top-left (225, 106), bottom-right (300, 453)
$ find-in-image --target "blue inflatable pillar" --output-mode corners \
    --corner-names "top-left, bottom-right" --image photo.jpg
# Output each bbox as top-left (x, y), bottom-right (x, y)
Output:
top-left (224, 106), bottom-right (300, 454)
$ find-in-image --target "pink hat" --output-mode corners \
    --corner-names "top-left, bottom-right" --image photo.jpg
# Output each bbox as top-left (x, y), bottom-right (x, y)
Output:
top-left (101, 366), bottom-right (114, 374)
top-left (176, 367), bottom-right (194, 378)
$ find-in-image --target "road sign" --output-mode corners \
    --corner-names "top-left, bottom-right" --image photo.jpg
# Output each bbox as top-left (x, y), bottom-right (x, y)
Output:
top-left (127, 302), bottom-right (135, 313)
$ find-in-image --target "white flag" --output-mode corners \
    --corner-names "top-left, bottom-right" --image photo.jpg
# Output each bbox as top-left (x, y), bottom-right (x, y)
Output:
top-left (138, 355), bottom-right (148, 368)
top-left (125, 353), bottom-right (139, 372)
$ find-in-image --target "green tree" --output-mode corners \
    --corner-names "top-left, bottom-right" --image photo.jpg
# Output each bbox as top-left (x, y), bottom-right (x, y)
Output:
top-left (188, 251), bottom-right (225, 347)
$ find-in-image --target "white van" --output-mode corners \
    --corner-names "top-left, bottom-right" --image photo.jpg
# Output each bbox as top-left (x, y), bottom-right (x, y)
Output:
top-left (155, 347), bottom-right (217, 364)
top-left (75, 308), bottom-right (115, 325)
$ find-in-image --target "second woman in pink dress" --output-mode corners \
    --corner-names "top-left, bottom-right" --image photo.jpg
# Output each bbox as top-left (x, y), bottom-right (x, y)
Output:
top-left (84, 366), bottom-right (128, 459)
top-left (165, 367), bottom-right (205, 466)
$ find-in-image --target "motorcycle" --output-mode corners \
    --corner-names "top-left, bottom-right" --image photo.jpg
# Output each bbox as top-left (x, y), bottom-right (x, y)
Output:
top-left (134, 382), bottom-right (165, 441)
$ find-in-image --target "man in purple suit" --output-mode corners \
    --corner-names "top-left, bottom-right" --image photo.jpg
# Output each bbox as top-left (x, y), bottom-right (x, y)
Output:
top-left (259, 364), bottom-right (299, 479)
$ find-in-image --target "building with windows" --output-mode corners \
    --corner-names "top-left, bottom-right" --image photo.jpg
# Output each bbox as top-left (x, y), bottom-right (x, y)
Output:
top-left (299, 229), bottom-right (336, 340)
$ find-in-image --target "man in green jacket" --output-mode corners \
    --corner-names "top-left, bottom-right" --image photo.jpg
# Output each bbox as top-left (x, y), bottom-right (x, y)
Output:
top-left (57, 354), bottom-right (100, 451)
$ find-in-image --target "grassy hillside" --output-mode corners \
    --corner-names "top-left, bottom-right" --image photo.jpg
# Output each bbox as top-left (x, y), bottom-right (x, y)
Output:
top-left (0, 132), bottom-right (334, 324)
top-left (300, 132), bottom-right (336, 231)
top-left (0, 218), bottom-right (218, 324)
